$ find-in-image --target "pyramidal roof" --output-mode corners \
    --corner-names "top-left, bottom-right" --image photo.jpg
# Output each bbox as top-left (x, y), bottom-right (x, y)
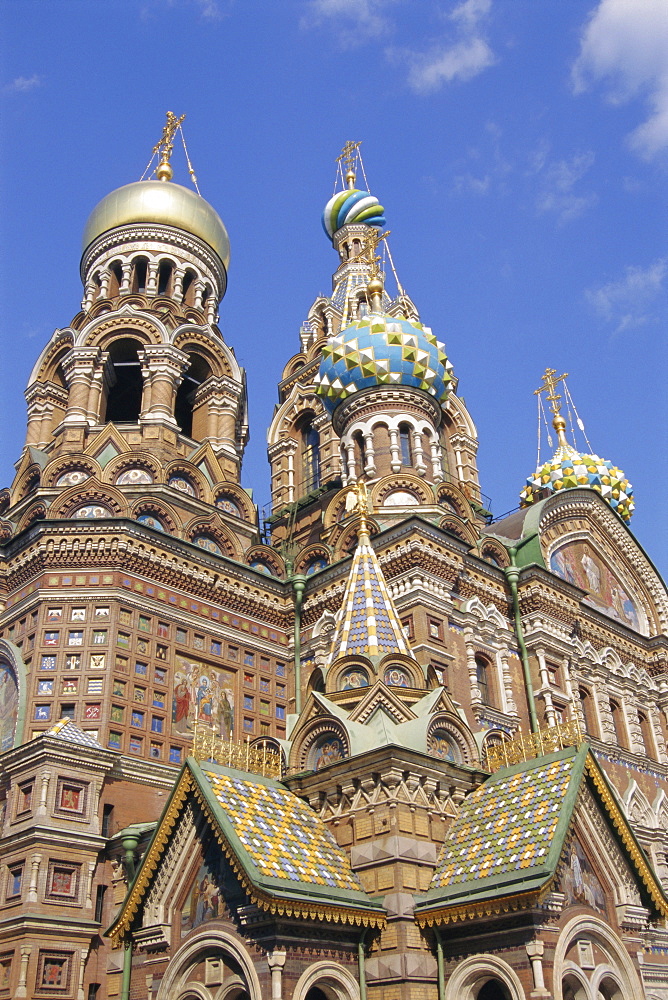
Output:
top-left (328, 522), bottom-right (411, 664)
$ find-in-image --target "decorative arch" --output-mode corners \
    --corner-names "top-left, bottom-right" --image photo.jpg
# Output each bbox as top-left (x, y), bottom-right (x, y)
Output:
top-left (76, 308), bottom-right (167, 350)
top-left (291, 960), bottom-right (360, 1000)
top-left (131, 498), bottom-right (179, 534)
top-left (185, 518), bottom-right (239, 560)
top-left (295, 544), bottom-right (332, 576)
top-left (246, 545), bottom-right (285, 579)
top-left (44, 456), bottom-right (101, 489)
top-left (212, 484), bottom-right (255, 522)
top-left (443, 953), bottom-right (526, 1000)
top-left (327, 654), bottom-right (375, 694)
top-left (28, 329), bottom-right (75, 385)
top-left (104, 452), bottom-right (162, 486)
top-left (551, 916), bottom-right (646, 1000)
top-left (155, 930), bottom-right (262, 1000)
top-left (479, 539), bottom-right (510, 569)
top-left (439, 515), bottom-right (478, 546)
top-left (16, 502), bottom-right (48, 533)
top-left (372, 474), bottom-right (434, 509)
top-left (53, 483), bottom-right (126, 519)
top-left (14, 465), bottom-right (41, 500)
top-left (427, 713), bottom-right (478, 765)
top-left (164, 462), bottom-right (211, 503)
top-left (289, 715), bottom-right (349, 773)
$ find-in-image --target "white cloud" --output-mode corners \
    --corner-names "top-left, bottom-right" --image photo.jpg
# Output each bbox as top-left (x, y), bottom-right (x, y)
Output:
top-left (3, 75), bottom-right (41, 94)
top-left (586, 257), bottom-right (668, 333)
top-left (402, 0), bottom-right (496, 93)
top-left (453, 172), bottom-right (490, 195)
top-left (572, 0), bottom-right (668, 158)
top-left (534, 151), bottom-right (598, 224)
top-left (303, 0), bottom-right (395, 44)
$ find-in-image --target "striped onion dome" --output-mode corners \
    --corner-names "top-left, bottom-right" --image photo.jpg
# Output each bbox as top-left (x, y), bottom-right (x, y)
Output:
top-left (322, 188), bottom-right (385, 240)
top-left (520, 443), bottom-right (634, 521)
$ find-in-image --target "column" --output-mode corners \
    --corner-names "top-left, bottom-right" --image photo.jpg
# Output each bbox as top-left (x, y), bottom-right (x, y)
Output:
top-left (536, 648), bottom-right (555, 726)
top-left (430, 437), bottom-right (444, 481)
top-left (465, 639), bottom-right (481, 707)
top-left (412, 430), bottom-right (427, 475)
top-left (525, 940), bottom-right (549, 998)
top-left (38, 772), bottom-right (50, 816)
top-left (119, 263), bottom-right (132, 294)
top-left (27, 853), bottom-right (42, 902)
top-left (15, 946), bottom-right (31, 998)
top-left (389, 427), bottom-right (401, 472)
top-left (267, 950), bottom-right (286, 1000)
top-left (364, 431), bottom-right (376, 476)
top-left (139, 345), bottom-right (190, 426)
top-left (146, 262), bottom-right (159, 295)
top-left (61, 347), bottom-right (105, 426)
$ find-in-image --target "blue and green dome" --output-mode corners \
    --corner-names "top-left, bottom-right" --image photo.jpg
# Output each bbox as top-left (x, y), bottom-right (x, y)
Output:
top-left (314, 314), bottom-right (453, 414)
top-left (520, 448), bottom-right (634, 521)
top-left (322, 188), bottom-right (385, 240)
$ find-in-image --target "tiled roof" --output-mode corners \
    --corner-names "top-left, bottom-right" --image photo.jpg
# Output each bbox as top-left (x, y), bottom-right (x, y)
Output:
top-left (201, 765), bottom-right (364, 892)
top-left (328, 533), bottom-right (411, 663)
top-left (415, 747), bottom-right (585, 916)
top-left (44, 718), bottom-right (102, 748)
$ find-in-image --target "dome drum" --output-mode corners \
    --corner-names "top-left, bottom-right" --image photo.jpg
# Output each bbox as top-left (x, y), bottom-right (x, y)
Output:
top-left (330, 382), bottom-right (443, 437)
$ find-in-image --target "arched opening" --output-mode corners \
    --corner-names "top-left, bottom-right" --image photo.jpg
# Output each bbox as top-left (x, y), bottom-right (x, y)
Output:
top-left (477, 982), bottom-right (512, 1000)
top-left (182, 269), bottom-right (198, 306)
top-left (157, 261), bottom-right (173, 296)
top-left (305, 990), bottom-right (329, 1000)
top-left (475, 654), bottom-right (493, 707)
top-left (131, 256), bottom-right (149, 294)
top-left (308, 668), bottom-right (325, 693)
top-left (353, 431), bottom-right (366, 477)
top-left (298, 415), bottom-right (320, 494)
top-left (103, 338), bottom-right (143, 424)
top-left (399, 422), bottom-right (413, 467)
top-left (372, 423), bottom-right (392, 476)
top-left (579, 687), bottom-right (597, 738)
top-left (638, 711), bottom-right (654, 758)
top-left (174, 353), bottom-right (212, 439)
top-left (107, 261), bottom-right (123, 297)
top-left (562, 974), bottom-right (588, 1000)
top-left (597, 976), bottom-right (623, 1000)
top-left (610, 700), bottom-right (627, 749)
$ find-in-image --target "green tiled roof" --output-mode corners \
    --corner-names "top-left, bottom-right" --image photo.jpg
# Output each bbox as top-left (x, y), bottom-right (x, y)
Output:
top-left (416, 747), bottom-right (585, 916)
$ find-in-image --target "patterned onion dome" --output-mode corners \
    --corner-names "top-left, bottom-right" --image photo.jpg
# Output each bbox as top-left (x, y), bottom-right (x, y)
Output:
top-left (322, 188), bottom-right (385, 239)
top-left (520, 447), bottom-right (634, 521)
top-left (314, 314), bottom-right (453, 414)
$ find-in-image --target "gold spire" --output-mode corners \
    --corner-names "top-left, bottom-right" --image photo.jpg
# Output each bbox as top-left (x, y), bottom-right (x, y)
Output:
top-left (153, 111), bottom-right (186, 182)
top-left (337, 139), bottom-right (361, 190)
top-left (535, 367), bottom-right (570, 449)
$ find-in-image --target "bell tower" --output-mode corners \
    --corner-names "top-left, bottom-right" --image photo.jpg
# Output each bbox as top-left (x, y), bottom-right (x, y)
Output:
top-left (19, 112), bottom-right (247, 490)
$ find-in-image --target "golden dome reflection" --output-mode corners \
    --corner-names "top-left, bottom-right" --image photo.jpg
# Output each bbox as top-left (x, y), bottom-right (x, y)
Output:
top-left (82, 180), bottom-right (230, 268)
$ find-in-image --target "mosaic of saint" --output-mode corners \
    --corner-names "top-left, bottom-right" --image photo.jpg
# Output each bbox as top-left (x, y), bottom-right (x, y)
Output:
top-left (180, 851), bottom-right (228, 935)
top-left (172, 655), bottom-right (234, 739)
top-left (560, 836), bottom-right (606, 914)
top-left (549, 541), bottom-right (640, 632)
top-left (0, 663), bottom-right (19, 752)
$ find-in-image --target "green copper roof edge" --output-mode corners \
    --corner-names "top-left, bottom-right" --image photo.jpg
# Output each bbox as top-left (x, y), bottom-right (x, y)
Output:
top-left (190, 758), bottom-right (383, 912)
top-left (414, 873), bottom-right (550, 911)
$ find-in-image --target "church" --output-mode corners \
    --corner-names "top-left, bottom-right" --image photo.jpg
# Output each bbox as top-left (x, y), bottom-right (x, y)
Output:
top-left (0, 118), bottom-right (667, 1000)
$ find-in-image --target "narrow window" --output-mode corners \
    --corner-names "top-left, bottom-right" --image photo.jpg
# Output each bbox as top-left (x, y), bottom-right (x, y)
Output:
top-left (181, 269), bottom-right (197, 306)
top-left (399, 423), bottom-right (413, 466)
top-left (103, 337), bottom-right (143, 424)
top-left (94, 884), bottom-right (107, 922)
top-left (101, 803), bottom-right (114, 838)
top-left (108, 262), bottom-right (123, 297)
top-left (610, 700), bottom-right (626, 748)
top-left (301, 420), bottom-right (321, 492)
top-left (638, 712), bottom-right (654, 758)
top-left (157, 261), bottom-right (173, 295)
top-left (131, 257), bottom-right (148, 294)
top-left (475, 655), bottom-right (492, 706)
top-left (579, 687), bottom-right (596, 737)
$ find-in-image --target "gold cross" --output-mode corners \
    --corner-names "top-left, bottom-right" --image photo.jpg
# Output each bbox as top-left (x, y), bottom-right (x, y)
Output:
top-left (363, 227), bottom-right (390, 277)
top-left (336, 140), bottom-right (362, 173)
top-left (534, 367), bottom-right (569, 415)
top-left (152, 111), bottom-right (186, 159)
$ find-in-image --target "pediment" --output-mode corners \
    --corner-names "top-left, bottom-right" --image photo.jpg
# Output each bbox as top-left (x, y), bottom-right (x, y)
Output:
top-left (85, 423), bottom-right (128, 464)
top-left (349, 681), bottom-right (417, 726)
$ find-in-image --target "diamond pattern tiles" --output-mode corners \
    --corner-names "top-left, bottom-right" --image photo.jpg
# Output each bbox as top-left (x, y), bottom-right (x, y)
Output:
top-left (201, 767), bottom-right (365, 891)
top-left (328, 537), bottom-right (411, 664)
top-left (430, 754), bottom-right (576, 889)
top-left (45, 718), bottom-right (102, 748)
top-left (520, 448), bottom-right (634, 521)
top-left (315, 315), bottom-right (453, 414)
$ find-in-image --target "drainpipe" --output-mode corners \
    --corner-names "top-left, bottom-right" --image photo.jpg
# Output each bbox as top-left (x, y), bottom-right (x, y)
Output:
top-left (434, 928), bottom-right (446, 1000)
top-left (120, 936), bottom-right (132, 1000)
top-left (357, 929), bottom-right (367, 1000)
top-left (504, 547), bottom-right (539, 734)
top-left (292, 574), bottom-right (306, 716)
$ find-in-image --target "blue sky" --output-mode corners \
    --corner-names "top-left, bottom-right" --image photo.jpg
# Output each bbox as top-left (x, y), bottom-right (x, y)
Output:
top-left (1, 0), bottom-right (666, 576)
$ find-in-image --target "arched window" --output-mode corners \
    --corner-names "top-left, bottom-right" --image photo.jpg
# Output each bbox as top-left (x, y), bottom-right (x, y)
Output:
top-left (477, 981), bottom-right (512, 1000)
top-left (131, 256), bottom-right (148, 294)
top-left (300, 419), bottom-right (320, 493)
top-left (579, 687), bottom-right (597, 738)
top-left (157, 261), bottom-right (173, 296)
top-left (353, 431), bottom-right (366, 477)
top-left (638, 712), bottom-right (654, 758)
top-left (174, 353), bottom-right (211, 439)
top-left (399, 423), bottom-right (413, 466)
top-left (610, 700), bottom-right (627, 749)
top-left (475, 655), bottom-right (492, 706)
top-left (181, 269), bottom-right (197, 306)
top-left (103, 338), bottom-right (143, 424)
top-left (107, 261), bottom-right (123, 297)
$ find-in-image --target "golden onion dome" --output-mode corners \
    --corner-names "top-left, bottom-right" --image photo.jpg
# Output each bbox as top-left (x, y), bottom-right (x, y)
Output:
top-left (82, 180), bottom-right (230, 268)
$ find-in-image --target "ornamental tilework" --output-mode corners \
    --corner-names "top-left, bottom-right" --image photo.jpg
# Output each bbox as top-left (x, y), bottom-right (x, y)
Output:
top-left (201, 767), bottom-right (365, 891)
top-left (520, 446), bottom-right (634, 521)
top-left (45, 718), bottom-right (100, 748)
top-left (328, 536), bottom-right (411, 663)
top-left (315, 315), bottom-right (453, 414)
top-left (430, 754), bottom-right (576, 889)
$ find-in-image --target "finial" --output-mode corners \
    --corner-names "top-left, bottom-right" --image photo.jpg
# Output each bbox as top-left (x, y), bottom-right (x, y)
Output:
top-left (535, 367), bottom-right (570, 449)
top-left (345, 481), bottom-right (371, 540)
top-left (152, 111), bottom-right (186, 182)
top-left (337, 140), bottom-right (361, 190)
